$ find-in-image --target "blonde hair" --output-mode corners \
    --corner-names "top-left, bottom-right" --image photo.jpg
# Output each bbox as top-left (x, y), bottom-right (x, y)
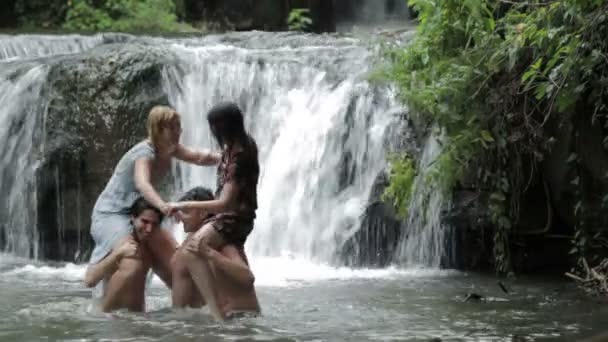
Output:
top-left (146, 105), bottom-right (180, 148)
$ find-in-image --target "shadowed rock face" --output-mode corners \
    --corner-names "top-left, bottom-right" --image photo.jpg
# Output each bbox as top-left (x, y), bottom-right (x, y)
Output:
top-left (340, 170), bottom-right (403, 268)
top-left (35, 44), bottom-right (172, 261)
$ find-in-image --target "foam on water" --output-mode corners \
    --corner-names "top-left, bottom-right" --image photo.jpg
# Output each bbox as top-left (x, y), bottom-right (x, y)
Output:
top-left (0, 257), bottom-right (458, 289)
top-left (2, 262), bottom-right (85, 282)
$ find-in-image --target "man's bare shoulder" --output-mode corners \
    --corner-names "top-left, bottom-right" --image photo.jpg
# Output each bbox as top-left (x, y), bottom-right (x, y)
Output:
top-left (220, 245), bottom-right (249, 264)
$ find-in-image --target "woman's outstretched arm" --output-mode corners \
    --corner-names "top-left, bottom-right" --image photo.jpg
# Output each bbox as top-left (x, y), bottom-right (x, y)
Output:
top-left (174, 144), bottom-right (221, 166)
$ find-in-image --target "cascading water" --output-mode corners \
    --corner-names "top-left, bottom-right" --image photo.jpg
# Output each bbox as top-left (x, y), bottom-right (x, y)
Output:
top-left (0, 34), bottom-right (105, 61)
top-left (0, 34), bottom-right (114, 259)
top-left (393, 133), bottom-right (453, 268)
top-left (162, 33), bottom-right (402, 263)
top-left (0, 63), bottom-right (48, 258)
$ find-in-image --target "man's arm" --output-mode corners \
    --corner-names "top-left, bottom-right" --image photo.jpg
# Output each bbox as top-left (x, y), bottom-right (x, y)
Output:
top-left (84, 239), bottom-right (137, 288)
top-left (207, 246), bottom-right (255, 288)
top-left (174, 144), bottom-right (221, 166)
top-left (171, 181), bottom-right (238, 214)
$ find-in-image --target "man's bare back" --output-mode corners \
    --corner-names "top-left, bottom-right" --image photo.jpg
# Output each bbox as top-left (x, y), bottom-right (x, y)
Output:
top-left (171, 239), bottom-right (260, 318)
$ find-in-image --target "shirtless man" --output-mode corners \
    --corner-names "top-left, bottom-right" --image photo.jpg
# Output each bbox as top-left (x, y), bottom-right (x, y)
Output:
top-left (170, 187), bottom-right (261, 319)
top-left (84, 197), bottom-right (160, 312)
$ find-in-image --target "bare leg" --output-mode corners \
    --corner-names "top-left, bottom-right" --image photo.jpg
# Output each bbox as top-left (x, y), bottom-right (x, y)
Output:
top-left (171, 248), bottom-right (205, 308)
top-left (145, 228), bottom-right (178, 288)
top-left (101, 249), bottom-right (151, 312)
top-left (182, 248), bottom-right (224, 320)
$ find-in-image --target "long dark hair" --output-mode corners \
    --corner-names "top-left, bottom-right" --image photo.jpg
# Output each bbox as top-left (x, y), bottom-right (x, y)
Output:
top-left (207, 102), bottom-right (249, 147)
top-left (207, 102), bottom-right (259, 178)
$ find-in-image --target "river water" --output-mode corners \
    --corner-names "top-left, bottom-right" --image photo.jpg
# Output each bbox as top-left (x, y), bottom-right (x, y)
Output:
top-left (0, 32), bottom-right (607, 341)
top-left (1, 254), bottom-right (607, 341)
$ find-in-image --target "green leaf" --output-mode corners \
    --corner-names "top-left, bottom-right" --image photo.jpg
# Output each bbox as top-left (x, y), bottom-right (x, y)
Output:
top-left (481, 130), bottom-right (495, 142)
top-left (535, 83), bottom-right (548, 100)
top-left (490, 192), bottom-right (506, 202)
top-left (521, 69), bottom-right (536, 83)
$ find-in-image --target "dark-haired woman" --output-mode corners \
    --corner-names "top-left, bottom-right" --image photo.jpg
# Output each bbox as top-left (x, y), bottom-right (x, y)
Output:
top-left (168, 102), bottom-right (259, 320)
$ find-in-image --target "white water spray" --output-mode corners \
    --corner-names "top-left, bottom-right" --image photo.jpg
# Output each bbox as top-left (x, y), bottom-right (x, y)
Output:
top-left (162, 39), bottom-right (400, 263)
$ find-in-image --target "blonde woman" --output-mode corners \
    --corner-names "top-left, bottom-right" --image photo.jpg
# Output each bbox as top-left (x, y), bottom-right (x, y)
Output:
top-left (84, 105), bottom-right (220, 304)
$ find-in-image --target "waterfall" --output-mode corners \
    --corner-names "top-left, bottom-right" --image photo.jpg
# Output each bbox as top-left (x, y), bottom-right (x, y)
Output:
top-left (162, 34), bottom-right (401, 263)
top-left (0, 32), bottom-right (450, 269)
top-left (394, 133), bottom-right (453, 267)
top-left (0, 63), bottom-right (49, 258)
top-left (0, 33), bottom-right (105, 259)
top-left (0, 34), bottom-right (105, 61)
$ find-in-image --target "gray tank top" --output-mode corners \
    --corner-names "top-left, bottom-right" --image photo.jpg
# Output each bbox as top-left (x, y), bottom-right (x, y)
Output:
top-left (93, 141), bottom-right (156, 214)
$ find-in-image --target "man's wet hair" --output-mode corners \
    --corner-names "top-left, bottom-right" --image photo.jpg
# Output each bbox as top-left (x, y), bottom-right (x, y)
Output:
top-left (178, 186), bottom-right (214, 202)
top-left (130, 197), bottom-right (163, 221)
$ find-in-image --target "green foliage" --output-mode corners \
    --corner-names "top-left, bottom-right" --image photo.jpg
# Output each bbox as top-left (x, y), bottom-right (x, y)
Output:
top-left (14, 0), bottom-right (67, 28)
top-left (63, 0), bottom-right (193, 32)
top-left (385, 0), bottom-right (608, 274)
top-left (287, 8), bottom-right (312, 31)
top-left (383, 154), bottom-right (417, 218)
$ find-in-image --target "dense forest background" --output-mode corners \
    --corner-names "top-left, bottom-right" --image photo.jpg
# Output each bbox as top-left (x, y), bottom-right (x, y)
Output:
top-left (0, 0), bottom-right (370, 32)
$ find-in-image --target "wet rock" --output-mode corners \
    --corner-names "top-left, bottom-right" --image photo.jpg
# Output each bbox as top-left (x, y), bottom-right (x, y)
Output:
top-left (36, 43), bottom-right (173, 261)
top-left (543, 112), bottom-right (608, 233)
top-left (340, 171), bottom-right (403, 267)
top-left (441, 190), bottom-right (493, 270)
top-left (463, 292), bottom-right (484, 302)
top-left (339, 114), bottom-right (421, 268)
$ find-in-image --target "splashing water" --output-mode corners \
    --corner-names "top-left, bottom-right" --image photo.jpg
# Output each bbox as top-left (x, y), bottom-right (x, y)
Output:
top-left (162, 36), bottom-right (401, 263)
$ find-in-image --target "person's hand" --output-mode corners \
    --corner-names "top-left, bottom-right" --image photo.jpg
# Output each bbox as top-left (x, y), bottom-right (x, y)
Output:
top-left (117, 239), bottom-right (138, 259)
top-left (185, 234), bottom-right (202, 255)
top-left (200, 244), bottom-right (219, 260)
top-left (162, 202), bottom-right (181, 217)
top-left (160, 202), bottom-right (172, 216)
top-left (184, 233), bottom-right (217, 259)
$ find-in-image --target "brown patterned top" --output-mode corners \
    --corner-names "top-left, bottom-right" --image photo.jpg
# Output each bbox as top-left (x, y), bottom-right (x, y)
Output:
top-left (215, 141), bottom-right (259, 221)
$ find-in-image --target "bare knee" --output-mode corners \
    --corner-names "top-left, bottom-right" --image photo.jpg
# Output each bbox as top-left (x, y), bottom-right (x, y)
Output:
top-left (171, 249), bottom-right (191, 274)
